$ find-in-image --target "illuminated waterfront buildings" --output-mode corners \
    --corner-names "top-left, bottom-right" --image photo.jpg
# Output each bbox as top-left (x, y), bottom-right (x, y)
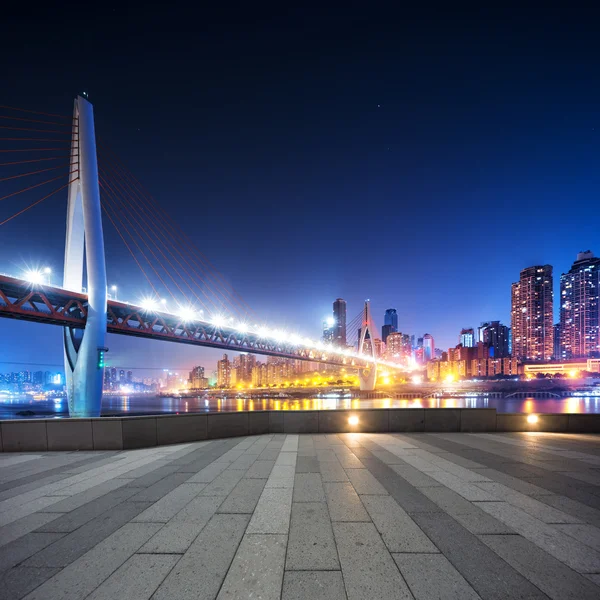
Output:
top-left (559, 251), bottom-right (600, 359)
top-left (511, 265), bottom-right (554, 361)
top-left (478, 321), bottom-right (511, 358)
top-left (333, 298), bottom-right (347, 346)
top-left (459, 328), bottom-right (475, 347)
top-left (382, 308), bottom-right (398, 342)
top-left (217, 354), bottom-right (231, 388)
top-left (423, 333), bottom-right (435, 361)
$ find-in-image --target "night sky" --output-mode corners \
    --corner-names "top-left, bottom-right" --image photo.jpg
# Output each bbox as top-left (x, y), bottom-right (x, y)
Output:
top-left (1, 5), bottom-right (599, 374)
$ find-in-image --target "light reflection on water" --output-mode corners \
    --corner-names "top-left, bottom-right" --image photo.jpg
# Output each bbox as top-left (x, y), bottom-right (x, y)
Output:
top-left (1, 393), bottom-right (600, 419)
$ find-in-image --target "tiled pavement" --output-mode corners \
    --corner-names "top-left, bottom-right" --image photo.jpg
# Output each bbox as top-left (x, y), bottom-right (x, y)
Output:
top-left (1, 432), bottom-right (600, 599)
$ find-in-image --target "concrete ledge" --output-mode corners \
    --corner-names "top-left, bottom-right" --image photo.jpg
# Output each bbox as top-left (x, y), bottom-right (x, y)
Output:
top-left (122, 417), bottom-right (157, 449)
top-left (460, 409), bottom-right (497, 432)
top-left (389, 409), bottom-right (425, 432)
top-left (2, 409), bottom-right (600, 451)
top-left (157, 414), bottom-right (207, 445)
top-left (47, 419), bottom-right (93, 451)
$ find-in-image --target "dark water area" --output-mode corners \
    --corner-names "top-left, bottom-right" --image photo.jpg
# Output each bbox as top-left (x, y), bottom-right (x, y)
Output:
top-left (2, 392), bottom-right (600, 419)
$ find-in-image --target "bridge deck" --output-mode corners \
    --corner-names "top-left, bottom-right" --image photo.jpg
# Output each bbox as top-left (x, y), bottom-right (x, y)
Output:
top-left (1, 432), bottom-right (599, 599)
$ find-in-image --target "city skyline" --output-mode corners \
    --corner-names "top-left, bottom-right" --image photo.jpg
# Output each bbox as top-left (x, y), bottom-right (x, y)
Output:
top-left (1, 7), bottom-right (599, 374)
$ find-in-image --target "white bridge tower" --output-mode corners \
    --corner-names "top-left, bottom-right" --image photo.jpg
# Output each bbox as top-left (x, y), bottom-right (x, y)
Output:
top-left (358, 300), bottom-right (377, 391)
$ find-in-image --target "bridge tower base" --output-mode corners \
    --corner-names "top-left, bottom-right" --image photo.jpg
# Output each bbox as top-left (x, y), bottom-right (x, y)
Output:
top-left (358, 300), bottom-right (378, 391)
top-left (63, 96), bottom-right (107, 418)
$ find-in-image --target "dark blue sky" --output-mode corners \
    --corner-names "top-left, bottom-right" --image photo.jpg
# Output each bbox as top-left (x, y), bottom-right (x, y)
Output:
top-left (1, 5), bottom-right (599, 373)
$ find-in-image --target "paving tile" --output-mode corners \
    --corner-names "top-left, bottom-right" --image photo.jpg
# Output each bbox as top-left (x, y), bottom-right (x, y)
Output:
top-left (243, 459), bottom-right (275, 479)
top-left (390, 464), bottom-right (443, 487)
top-left (217, 478), bottom-right (266, 514)
top-left (185, 461), bottom-right (229, 483)
top-left (275, 452), bottom-right (298, 466)
top-left (426, 471), bottom-right (498, 501)
top-left (0, 512), bottom-right (60, 549)
top-left (171, 494), bottom-right (226, 524)
top-left (552, 523), bottom-right (600, 551)
top-left (0, 533), bottom-right (65, 573)
top-left (153, 514), bottom-right (249, 600)
top-left (132, 483), bottom-right (205, 523)
top-left (247, 487), bottom-right (293, 534)
top-left (393, 553), bottom-right (481, 600)
top-left (128, 473), bottom-right (192, 502)
top-left (258, 448), bottom-right (281, 461)
top-left (333, 522), bottom-right (412, 600)
top-left (411, 511), bottom-right (548, 599)
top-left (295, 456), bottom-right (320, 472)
top-left (198, 469), bottom-right (244, 496)
top-left (0, 566), bottom-right (60, 599)
top-left (481, 533), bottom-right (600, 600)
top-left (119, 464), bottom-right (179, 487)
top-left (292, 473), bottom-right (325, 502)
top-left (85, 553), bottom-right (179, 600)
top-left (324, 482), bottom-right (370, 522)
top-left (319, 461), bottom-right (349, 482)
top-left (345, 468), bottom-right (388, 495)
top-left (282, 571), bottom-right (347, 600)
top-left (217, 533), bottom-right (286, 599)
top-left (22, 523), bottom-right (162, 600)
top-left (22, 501), bottom-right (152, 568)
top-left (361, 495), bottom-right (439, 553)
top-left (286, 502), bottom-right (339, 570)
top-left (228, 454), bottom-right (259, 471)
top-left (265, 465), bottom-right (296, 488)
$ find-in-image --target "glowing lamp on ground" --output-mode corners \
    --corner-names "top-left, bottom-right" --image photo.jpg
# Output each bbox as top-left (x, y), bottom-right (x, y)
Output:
top-left (412, 375), bottom-right (423, 385)
top-left (445, 374), bottom-right (455, 383)
top-left (568, 370), bottom-right (578, 379)
top-left (527, 414), bottom-right (539, 424)
top-left (348, 415), bottom-right (359, 426)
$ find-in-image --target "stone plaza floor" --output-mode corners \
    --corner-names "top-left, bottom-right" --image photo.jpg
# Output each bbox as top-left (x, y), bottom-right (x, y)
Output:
top-left (1, 432), bottom-right (600, 599)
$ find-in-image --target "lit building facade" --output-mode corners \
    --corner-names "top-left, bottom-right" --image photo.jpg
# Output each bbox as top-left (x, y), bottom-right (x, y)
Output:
top-left (382, 308), bottom-right (398, 342)
top-left (423, 333), bottom-right (435, 362)
top-left (560, 251), bottom-right (600, 359)
top-left (478, 321), bottom-right (511, 358)
top-left (459, 328), bottom-right (475, 348)
top-left (511, 265), bottom-right (554, 361)
top-left (333, 298), bottom-right (347, 346)
top-left (217, 354), bottom-right (231, 388)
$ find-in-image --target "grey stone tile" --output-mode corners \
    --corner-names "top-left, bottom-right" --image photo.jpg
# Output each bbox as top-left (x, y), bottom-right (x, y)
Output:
top-left (531, 494), bottom-right (600, 528)
top-left (426, 471), bottom-right (497, 501)
top-left (265, 465), bottom-right (296, 488)
top-left (0, 533), bottom-right (65, 573)
top-left (217, 533), bottom-right (286, 600)
top-left (393, 553), bottom-right (481, 600)
top-left (361, 495), bottom-right (438, 553)
top-left (476, 501), bottom-right (600, 573)
top-left (286, 502), bottom-right (339, 570)
top-left (390, 464), bottom-right (443, 488)
top-left (153, 514), bottom-right (249, 600)
top-left (38, 487), bottom-right (140, 532)
top-left (333, 452), bottom-right (363, 469)
top-left (319, 461), bottom-right (349, 482)
top-left (275, 452), bottom-right (297, 466)
top-left (128, 473), bottom-right (192, 502)
top-left (23, 501), bottom-right (152, 568)
top-left (243, 460), bottom-right (275, 479)
top-left (85, 553), bottom-right (179, 600)
top-left (199, 469), bottom-right (244, 496)
top-left (228, 453), bottom-right (259, 471)
top-left (552, 523), bottom-right (600, 552)
top-left (258, 448), bottom-right (281, 461)
top-left (217, 478), bottom-right (266, 514)
top-left (411, 511), bottom-right (551, 599)
top-left (333, 522), bottom-right (412, 600)
top-left (171, 494), bottom-right (225, 524)
top-left (292, 473), bottom-right (325, 502)
top-left (22, 523), bottom-right (162, 600)
top-left (282, 571), bottom-right (347, 600)
top-left (295, 456), bottom-right (320, 472)
top-left (585, 573), bottom-right (600, 586)
top-left (324, 482), bottom-right (370, 522)
top-left (471, 467), bottom-right (555, 496)
top-left (185, 461), bottom-right (229, 483)
top-left (481, 533), bottom-right (600, 600)
top-left (345, 468), bottom-right (388, 495)
top-left (247, 487), bottom-right (293, 534)
top-left (0, 566), bottom-right (60, 599)
top-left (119, 464), bottom-right (179, 487)
top-left (0, 513), bottom-right (60, 549)
top-left (132, 483), bottom-right (205, 523)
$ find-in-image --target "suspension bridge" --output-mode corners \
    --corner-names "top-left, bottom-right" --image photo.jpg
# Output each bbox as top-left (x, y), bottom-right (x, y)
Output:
top-left (0, 96), bottom-right (397, 417)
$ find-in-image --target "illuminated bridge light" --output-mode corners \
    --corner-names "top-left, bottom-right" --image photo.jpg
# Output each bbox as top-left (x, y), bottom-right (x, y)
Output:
top-left (178, 306), bottom-right (196, 322)
top-left (24, 270), bottom-right (44, 285)
top-left (236, 322), bottom-right (249, 333)
top-left (140, 297), bottom-right (157, 312)
top-left (212, 315), bottom-right (226, 327)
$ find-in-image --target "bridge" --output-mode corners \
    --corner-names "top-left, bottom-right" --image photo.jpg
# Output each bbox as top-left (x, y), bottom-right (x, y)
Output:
top-left (0, 96), bottom-right (398, 416)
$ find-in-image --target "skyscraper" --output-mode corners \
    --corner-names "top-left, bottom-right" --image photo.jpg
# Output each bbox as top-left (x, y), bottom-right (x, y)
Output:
top-left (459, 328), bottom-right (475, 347)
top-left (423, 333), bottom-right (435, 361)
top-left (217, 354), bottom-right (231, 387)
top-left (553, 323), bottom-right (562, 360)
top-left (382, 308), bottom-right (398, 342)
top-left (560, 251), bottom-right (600, 358)
top-left (478, 321), bottom-right (510, 358)
top-left (511, 265), bottom-right (554, 361)
top-left (322, 318), bottom-right (335, 343)
top-left (333, 298), bottom-right (347, 346)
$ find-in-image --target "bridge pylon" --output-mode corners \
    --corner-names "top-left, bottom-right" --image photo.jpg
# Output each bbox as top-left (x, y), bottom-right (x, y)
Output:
top-left (63, 96), bottom-right (107, 417)
top-left (358, 300), bottom-right (377, 391)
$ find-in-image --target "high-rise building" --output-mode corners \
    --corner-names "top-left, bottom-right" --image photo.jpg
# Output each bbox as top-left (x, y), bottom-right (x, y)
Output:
top-left (373, 338), bottom-right (385, 357)
top-left (511, 265), bottom-right (554, 361)
top-left (423, 334), bottom-right (434, 361)
top-left (553, 323), bottom-right (562, 360)
top-left (189, 366), bottom-right (208, 389)
top-left (459, 328), bottom-right (475, 348)
top-left (217, 354), bottom-right (231, 388)
top-left (478, 321), bottom-right (511, 358)
top-left (560, 251), bottom-right (600, 359)
top-left (386, 332), bottom-right (403, 358)
top-left (322, 317), bottom-right (334, 343)
top-left (333, 299), bottom-right (347, 346)
top-left (382, 308), bottom-right (398, 342)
